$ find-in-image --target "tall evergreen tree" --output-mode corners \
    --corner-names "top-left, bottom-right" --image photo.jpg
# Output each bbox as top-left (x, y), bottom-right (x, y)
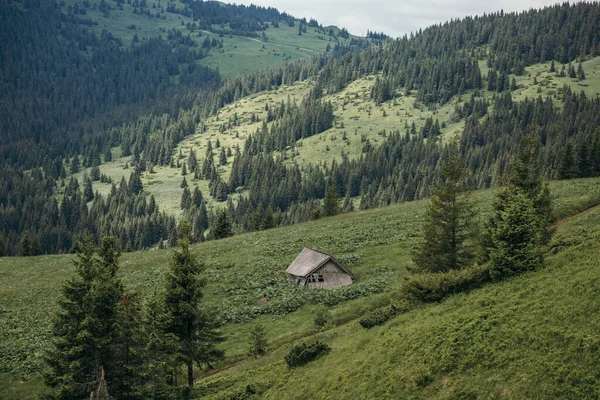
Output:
top-left (557, 142), bottom-right (575, 179)
top-left (164, 224), bottom-right (224, 387)
top-left (486, 186), bottom-right (543, 279)
top-left (213, 209), bottom-right (233, 239)
top-left (484, 132), bottom-right (552, 278)
top-left (141, 291), bottom-right (178, 399)
top-left (411, 141), bottom-right (475, 273)
top-left (323, 186), bottom-right (340, 216)
top-left (44, 237), bottom-right (124, 399)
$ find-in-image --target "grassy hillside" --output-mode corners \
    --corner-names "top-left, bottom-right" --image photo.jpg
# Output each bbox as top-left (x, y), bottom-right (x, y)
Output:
top-left (61, 0), bottom-right (358, 79)
top-left (72, 55), bottom-right (600, 218)
top-left (2, 177), bottom-right (600, 398)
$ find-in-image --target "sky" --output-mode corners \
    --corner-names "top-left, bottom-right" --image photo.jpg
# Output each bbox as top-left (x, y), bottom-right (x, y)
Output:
top-left (231, 0), bottom-right (579, 38)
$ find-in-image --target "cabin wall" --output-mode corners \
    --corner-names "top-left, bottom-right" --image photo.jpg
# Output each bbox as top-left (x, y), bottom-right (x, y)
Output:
top-left (306, 261), bottom-right (352, 289)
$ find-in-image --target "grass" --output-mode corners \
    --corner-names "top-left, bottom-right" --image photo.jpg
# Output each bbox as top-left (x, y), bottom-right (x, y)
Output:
top-left (60, 0), bottom-right (358, 80)
top-left (2, 177), bottom-right (600, 398)
top-left (71, 55), bottom-right (600, 220)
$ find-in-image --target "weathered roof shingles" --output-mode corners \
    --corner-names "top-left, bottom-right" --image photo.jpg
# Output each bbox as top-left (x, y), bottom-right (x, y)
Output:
top-left (286, 248), bottom-right (353, 277)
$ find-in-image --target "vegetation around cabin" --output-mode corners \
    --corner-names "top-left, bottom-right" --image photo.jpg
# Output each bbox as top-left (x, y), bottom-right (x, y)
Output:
top-left (3, 0), bottom-right (600, 398)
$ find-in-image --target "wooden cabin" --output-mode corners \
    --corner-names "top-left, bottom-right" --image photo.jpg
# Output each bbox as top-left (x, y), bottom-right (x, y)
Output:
top-left (286, 248), bottom-right (353, 289)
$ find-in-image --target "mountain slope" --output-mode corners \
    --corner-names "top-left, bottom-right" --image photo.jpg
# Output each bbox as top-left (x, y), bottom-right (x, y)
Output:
top-left (1, 177), bottom-right (600, 398)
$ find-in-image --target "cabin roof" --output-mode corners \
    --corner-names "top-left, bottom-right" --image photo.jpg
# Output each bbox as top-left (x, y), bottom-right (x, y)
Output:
top-left (285, 248), bottom-right (353, 277)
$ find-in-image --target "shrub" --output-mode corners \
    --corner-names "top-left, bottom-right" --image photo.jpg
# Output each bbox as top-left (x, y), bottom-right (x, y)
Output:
top-left (402, 265), bottom-right (490, 303)
top-left (313, 305), bottom-right (330, 327)
top-left (284, 341), bottom-right (330, 367)
top-left (359, 301), bottom-right (411, 329)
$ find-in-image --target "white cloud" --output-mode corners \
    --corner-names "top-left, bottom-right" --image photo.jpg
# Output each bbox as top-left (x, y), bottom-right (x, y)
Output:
top-left (231, 0), bottom-right (582, 37)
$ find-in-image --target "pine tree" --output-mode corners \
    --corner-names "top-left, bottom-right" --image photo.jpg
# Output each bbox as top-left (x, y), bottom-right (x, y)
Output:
top-left (484, 132), bottom-right (552, 278)
top-left (577, 62), bottom-right (586, 80)
top-left (164, 224), bottom-right (224, 387)
top-left (192, 186), bottom-right (203, 208)
top-left (129, 172), bottom-right (143, 195)
top-left (487, 186), bottom-right (543, 279)
top-left (506, 131), bottom-right (553, 245)
top-left (557, 142), bottom-right (575, 179)
top-left (84, 177), bottom-right (95, 202)
top-left (219, 147), bottom-right (227, 166)
top-left (0, 235), bottom-right (5, 257)
top-left (261, 206), bottom-right (275, 230)
top-left (90, 164), bottom-right (101, 181)
top-left (141, 291), bottom-right (178, 399)
top-left (248, 323), bottom-right (268, 357)
top-left (323, 186), bottom-right (340, 216)
top-left (181, 177), bottom-right (188, 189)
top-left (44, 237), bottom-right (124, 399)
top-left (576, 141), bottom-right (590, 178)
top-left (213, 209), bottom-right (233, 239)
top-left (70, 156), bottom-right (80, 174)
top-left (411, 141), bottom-right (475, 273)
top-left (181, 187), bottom-right (192, 210)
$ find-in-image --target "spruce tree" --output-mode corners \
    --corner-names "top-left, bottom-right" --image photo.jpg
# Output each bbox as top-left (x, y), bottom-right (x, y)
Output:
top-left (484, 131), bottom-right (552, 277)
top-left (84, 177), bottom-right (95, 202)
top-left (487, 187), bottom-right (543, 279)
top-left (141, 291), bottom-right (178, 399)
top-left (213, 209), bottom-right (233, 239)
top-left (164, 224), bottom-right (224, 387)
top-left (411, 141), bottom-right (475, 273)
top-left (248, 323), bottom-right (268, 357)
top-left (323, 186), bottom-right (340, 216)
top-left (181, 187), bottom-right (192, 210)
top-left (44, 237), bottom-right (124, 399)
top-left (557, 142), bottom-right (575, 179)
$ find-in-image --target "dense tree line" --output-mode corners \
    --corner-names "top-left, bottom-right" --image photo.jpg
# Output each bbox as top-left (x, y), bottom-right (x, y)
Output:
top-left (0, 0), bottom-right (220, 169)
top-left (44, 230), bottom-right (223, 398)
top-left (216, 83), bottom-right (600, 236)
top-left (0, 166), bottom-right (177, 256)
top-left (4, 1), bottom-right (600, 255)
top-left (315, 2), bottom-right (600, 104)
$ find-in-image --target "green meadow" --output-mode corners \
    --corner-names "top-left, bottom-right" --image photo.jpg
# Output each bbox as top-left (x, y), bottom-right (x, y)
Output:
top-left (2, 177), bottom-right (600, 398)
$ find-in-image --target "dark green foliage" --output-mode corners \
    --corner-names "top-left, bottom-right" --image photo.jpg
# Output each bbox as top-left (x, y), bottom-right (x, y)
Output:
top-left (0, 235), bottom-right (4, 257)
top-left (323, 186), bottom-right (340, 216)
top-left (129, 172), bottom-right (144, 195)
top-left (248, 323), bottom-right (268, 357)
top-left (359, 303), bottom-right (409, 329)
top-left (90, 164), bottom-right (101, 181)
top-left (557, 142), bottom-right (576, 179)
top-left (164, 224), bottom-right (224, 386)
top-left (402, 264), bottom-right (490, 303)
top-left (313, 305), bottom-right (330, 327)
top-left (487, 188), bottom-right (544, 279)
top-left (484, 133), bottom-right (552, 279)
top-left (181, 187), bottom-right (192, 210)
top-left (181, 177), bottom-right (188, 188)
top-left (70, 157), bottom-right (80, 175)
top-left (84, 177), bottom-right (94, 202)
top-left (44, 237), bottom-right (124, 399)
top-left (284, 341), bottom-right (330, 367)
top-left (213, 209), bottom-right (233, 239)
top-left (412, 142), bottom-right (475, 273)
top-left (140, 292), bottom-right (178, 399)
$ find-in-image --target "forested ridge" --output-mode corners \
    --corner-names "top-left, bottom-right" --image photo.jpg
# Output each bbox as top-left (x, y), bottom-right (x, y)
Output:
top-left (2, 1), bottom-right (600, 256)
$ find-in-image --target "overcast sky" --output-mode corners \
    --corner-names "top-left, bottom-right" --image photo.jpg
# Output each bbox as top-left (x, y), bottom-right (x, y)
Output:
top-left (232, 0), bottom-right (578, 38)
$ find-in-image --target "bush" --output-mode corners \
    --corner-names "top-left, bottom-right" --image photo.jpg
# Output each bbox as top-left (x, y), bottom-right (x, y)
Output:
top-left (284, 341), bottom-right (330, 367)
top-left (359, 301), bottom-right (411, 329)
top-left (313, 305), bottom-right (330, 327)
top-left (402, 265), bottom-right (490, 303)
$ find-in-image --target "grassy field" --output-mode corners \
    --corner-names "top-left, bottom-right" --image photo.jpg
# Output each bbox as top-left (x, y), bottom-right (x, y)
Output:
top-left (72, 55), bottom-right (600, 219)
top-left (61, 0), bottom-right (357, 79)
top-left (2, 177), bottom-right (600, 398)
